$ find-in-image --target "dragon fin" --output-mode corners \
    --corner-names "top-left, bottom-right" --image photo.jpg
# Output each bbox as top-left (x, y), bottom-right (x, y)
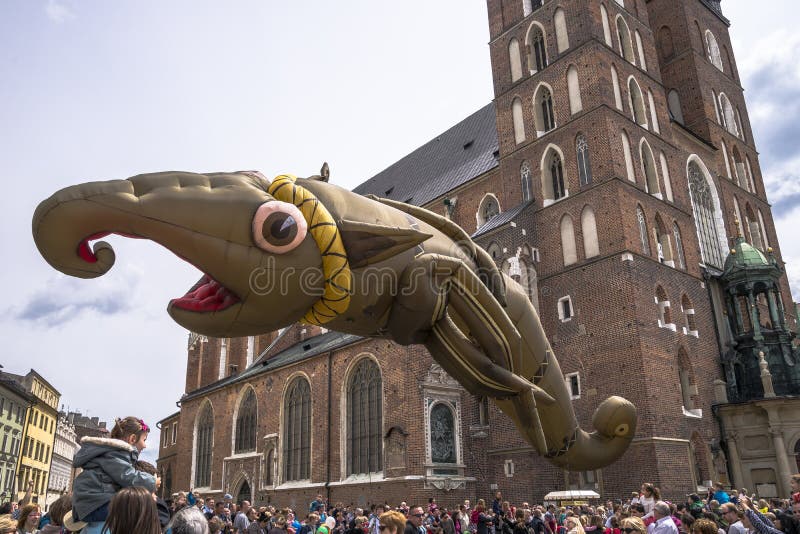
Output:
top-left (338, 219), bottom-right (431, 268)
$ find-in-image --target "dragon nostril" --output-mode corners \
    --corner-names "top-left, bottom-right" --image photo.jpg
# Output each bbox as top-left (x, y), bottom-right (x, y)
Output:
top-left (615, 423), bottom-right (629, 436)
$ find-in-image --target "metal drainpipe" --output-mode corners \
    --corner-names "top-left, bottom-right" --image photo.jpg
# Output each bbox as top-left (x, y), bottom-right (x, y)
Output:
top-left (326, 350), bottom-right (333, 505)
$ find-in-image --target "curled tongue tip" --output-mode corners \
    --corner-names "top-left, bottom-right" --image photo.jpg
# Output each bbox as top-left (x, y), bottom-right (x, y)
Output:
top-left (171, 273), bottom-right (240, 312)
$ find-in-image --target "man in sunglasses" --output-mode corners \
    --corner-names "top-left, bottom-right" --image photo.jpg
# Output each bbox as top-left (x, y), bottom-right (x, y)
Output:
top-left (719, 503), bottom-right (745, 534)
top-left (406, 507), bottom-right (425, 534)
top-left (646, 502), bottom-right (677, 534)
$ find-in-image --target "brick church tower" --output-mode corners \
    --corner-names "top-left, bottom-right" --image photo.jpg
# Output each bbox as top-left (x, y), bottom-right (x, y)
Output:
top-left (477, 0), bottom-right (795, 497)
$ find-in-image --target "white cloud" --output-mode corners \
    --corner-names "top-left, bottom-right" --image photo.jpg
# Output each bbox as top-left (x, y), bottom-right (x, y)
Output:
top-left (44, 0), bottom-right (74, 24)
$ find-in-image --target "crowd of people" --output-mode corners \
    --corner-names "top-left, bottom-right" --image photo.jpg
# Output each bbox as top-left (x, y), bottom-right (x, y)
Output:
top-left (0, 414), bottom-right (799, 534)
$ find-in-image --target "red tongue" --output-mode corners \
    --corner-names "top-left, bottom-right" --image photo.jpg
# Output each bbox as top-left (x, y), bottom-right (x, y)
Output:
top-left (170, 275), bottom-right (240, 312)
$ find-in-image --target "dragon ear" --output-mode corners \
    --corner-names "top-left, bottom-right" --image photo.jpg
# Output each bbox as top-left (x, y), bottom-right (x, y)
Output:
top-left (307, 162), bottom-right (330, 182)
top-left (338, 219), bottom-right (431, 268)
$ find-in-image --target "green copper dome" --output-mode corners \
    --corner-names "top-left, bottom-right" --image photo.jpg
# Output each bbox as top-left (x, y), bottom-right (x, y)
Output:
top-left (723, 236), bottom-right (770, 273)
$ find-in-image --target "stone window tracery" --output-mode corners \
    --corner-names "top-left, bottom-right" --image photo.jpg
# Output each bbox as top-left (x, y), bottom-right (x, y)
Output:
top-left (194, 403), bottom-right (213, 488)
top-left (283, 377), bottom-right (311, 481)
top-left (346, 358), bottom-right (383, 475)
top-left (235, 388), bottom-right (257, 454)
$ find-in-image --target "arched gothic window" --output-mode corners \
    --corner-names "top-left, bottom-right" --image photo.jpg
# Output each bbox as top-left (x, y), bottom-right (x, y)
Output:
top-left (719, 93), bottom-right (739, 137)
top-left (658, 26), bottom-right (675, 60)
top-left (673, 222), bottom-right (686, 270)
top-left (629, 78), bottom-right (648, 127)
top-left (194, 403), bottom-right (213, 487)
top-left (430, 403), bottom-right (456, 464)
top-left (637, 206), bottom-right (650, 255)
top-left (688, 161), bottom-right (724, 269)
top-left (535, 85), bottom-right (556, 134)
top-left (668, 90), bottom-right (684, 125)
top-left (529, 25), bottom-right (548, 73)
top-left (264, 448), bottom-right (274, 486)
top-left (550, 151), bottom-right (565, 200)
top-left (283, 377), bottom-right (311, 481)
top-left (581, 206), bottom-right (599, 258)
top-left (567, 65), bottom-right (582, 114)
top-left (512, 98), bottom-right (525, 144)
top-left (479, 195), bottom-right (500, 226)
top-left (346, 359), bottom-right (383, 475)
top-left (616, 17), bottom-right (635, 64)
top-left (234, 389), bottom-right (257, 453)
top-left (705, 30), bottom-right (723, 71)
top-left (521, 161), bottom-right (533, 202)
top-left (509, 39), bottom-right (523, 83)
top-left (601, 5), bottom-right (612, 46)
top-left (641, 140), bottom-right (660, 196)
top-left (576, 135), bottom-right (592, 186)
top-left (635, 30), bottom-right (648, 71)
top-left (561, 215), bottom-right (577, 266)
top-left (554, 8), bottom-right (570, 53)
top-left (611, 65), bottom-right (623, 110)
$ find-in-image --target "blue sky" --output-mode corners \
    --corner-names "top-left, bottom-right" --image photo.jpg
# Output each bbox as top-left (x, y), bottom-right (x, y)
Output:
top-left (1, 1), bottom-right (798, 463)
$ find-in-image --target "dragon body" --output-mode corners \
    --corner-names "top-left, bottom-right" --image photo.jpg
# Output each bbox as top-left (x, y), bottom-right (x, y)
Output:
top-left (33, 168), bottom-right (636, 470)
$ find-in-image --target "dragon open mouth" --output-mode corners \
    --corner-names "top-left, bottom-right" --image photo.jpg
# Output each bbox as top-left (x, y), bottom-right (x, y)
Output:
top-left (77, 232), bottom-right (240, 313)
top-left (170, 274), bottom-right (240, 312)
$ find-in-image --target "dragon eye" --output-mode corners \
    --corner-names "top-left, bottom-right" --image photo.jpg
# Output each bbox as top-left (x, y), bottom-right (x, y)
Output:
top-left (252, 201), bottom-right (307, 254)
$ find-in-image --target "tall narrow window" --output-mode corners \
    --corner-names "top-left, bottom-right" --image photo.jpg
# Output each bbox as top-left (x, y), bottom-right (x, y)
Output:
top-left (712, 90), bottom-right (721, 124)
top-left (512, 98), bottom-right (525, 144)
top-left (641, 140), bottom-right (660, 197)
top-left (758, 209), bottom-right (770, 249)
top-left (621, 131), bottom-right (635, 182)
top-left (576, 135), bottom-right (592, 186)
top-left (234, 389), bottom-right (257, 453)
top-left (611, 65), bottom-right (623, 110)
top-left (581, 206), bottom-right (600, 258)
top-left (283, 377), bottom-right (311, 481)
top-left (648, 90), bottom-right (660, 133)
top-left (265, 449), bottom-right (274, 486)
top-left (668, 90), bottom-right (684, 125)
top-left (534, 85), bottom-right (556, 134)
top-left (705, 30), bottom-right (723, 71)
top-left (616, 16), bottom-right (635, 64)
top-left (658, 26), bottom-right (675, 60)
top-left (732, 147), bottom-right (748, 192)
top-left (194, 404), bottom-right (213, 488)
top-left (479, 195), bottom-right (500, 226)
top-left (660, 152), bottom-right (674, 202)
top-left (688, 161), bottom-right (725, 269)
top-left (745, 156), bottom-right (756, 193)
top-left (720, 140), bottom-right (732, 180)
top-left (509, 38), bottom-right (523, 82)
top-left (629, 78), bottom-right (648, 127)
top-left (635, 30), bottom-right (647, 71)
top-left (561, 215), bottom-right (578, 266)
top-left (347, 359), bottom-right (383, 475)
top-left (673, 222), bottom-right (686, 269)
top-left (719, 93), bottom-right (739, 137)
top-left (637, 206), bottom-right (650, 255)
top-left (601, 4), bottom-right (612, 46)
top-left (521, 161), bottom-right (533, 201)
top-left (654, 215), bottom-right (673, 265)
top-left (554, 8), bottom-right (570, 53)
top-left (551, 152), bottom-right (565, 200)
top-left (529, 25), bottom-right (547, 73)
top-left (567, 65), bottom-right (582, 114)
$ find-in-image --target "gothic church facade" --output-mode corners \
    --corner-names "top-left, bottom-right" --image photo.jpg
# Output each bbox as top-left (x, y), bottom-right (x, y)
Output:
top-left (157, 0), bottom-right (800, 507)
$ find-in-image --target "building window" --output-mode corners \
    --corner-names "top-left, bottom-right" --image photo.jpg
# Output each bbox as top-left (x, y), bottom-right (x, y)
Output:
top-left (719, 93), bottom-right (739, 137)
top-left (172, 422), bottom-right (177, 445)
top-left (601, 4), bottom-right (612, 46)
top-left (637, 206), bottom-right (651, 255)
top-left (656, 285), bottom-right (675, 329)
top-left (688, 161), bottom-right (725, 269)
top-left (581, 206), bottom-right (600, 258)
top-left (558, 296), bottom-right (573, 322)
top-left (512, 98), bottom-right (526, 144)
top-left (194, 403), bottom-right (213, 488)
top-left (567, 65), bottom-right (582, 114)
top-left (641, 140), bottom-right (660, 197)
top-left (635, 30), bottom-right (647, 71)
top-left (481, 196), bottom-right (499, 222)
top-left (565, 373), bottom-right (581, 399)
top-left (673, 223), bottom-right (686, 270)
top-left (616, 16), bottom-right (635, 64)
top-left (430, 403), bottom-right (456, 465)
top-left (346, 358), bottom-right (383, 475)
top-left (509, 38), bottom-right (523, 83)
top-left (668, 90), bottom-right (684, 125)
top-left (705, 30), bottom-right (723, 71)
top-left (551, 152), bottom-right (565, 200)
top-left (235, 388), bottom-right (258, 453)
top-left (612, 65), bottom-right (623, 110)
top-left (629, 78), bottom-right (648, 128)
top-left (529, 25), bottom-right (548, 73)
top-left (534, 85), bottom-right (556, 134)
top-left (283, 377), bottom-right (311, 481)
top-left (521, 161), bottom-right (533, 202)
top-left (560, 215), bottom-right (577, 266)
top-left (554, 8), bottom-right (569, 53)
top-left (576, 135), bottom-right (592, 186)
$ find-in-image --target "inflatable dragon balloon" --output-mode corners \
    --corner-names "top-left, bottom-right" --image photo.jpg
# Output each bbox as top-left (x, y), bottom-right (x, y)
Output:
top-left (32, 165), bottom-right (636, 470)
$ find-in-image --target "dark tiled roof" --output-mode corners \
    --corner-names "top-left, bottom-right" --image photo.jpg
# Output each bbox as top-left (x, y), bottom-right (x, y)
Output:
top-left (471, 201), bottom-right (532, 239)
top-left (353, 103), bottom-right (498, 206)
top-left (182, 331), bottom-right (364, 402)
